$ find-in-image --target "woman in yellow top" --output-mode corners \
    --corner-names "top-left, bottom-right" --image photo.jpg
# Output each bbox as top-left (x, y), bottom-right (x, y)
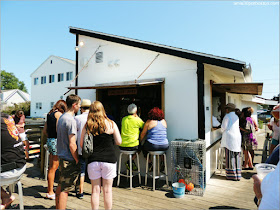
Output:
top-left (119, 103), bottom-right (144, 170)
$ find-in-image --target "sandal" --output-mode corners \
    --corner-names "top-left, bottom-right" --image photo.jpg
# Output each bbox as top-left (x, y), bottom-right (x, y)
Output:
top-left (1, 195), bottom-right (15, 209)
top-left (46, 193), bottom-right (56, 200)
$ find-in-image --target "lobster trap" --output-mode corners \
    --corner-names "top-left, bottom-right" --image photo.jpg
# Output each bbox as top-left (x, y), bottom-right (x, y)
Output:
top-left (171, 139), bottom-right (206, 196)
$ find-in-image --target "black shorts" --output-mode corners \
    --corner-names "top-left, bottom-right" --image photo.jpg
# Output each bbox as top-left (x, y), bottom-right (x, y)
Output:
top-left (119, 145), bottom-right (141, 153)
top-left (142, 140), bottom-right (169, 158)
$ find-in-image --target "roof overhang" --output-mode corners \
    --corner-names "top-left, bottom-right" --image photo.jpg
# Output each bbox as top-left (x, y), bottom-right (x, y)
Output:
top-left (67, 78), bottom-right (164, 90)
top-left (213, 83), bottom-right (263, 95)
top-left (69, 27), bottom-right (246, 72)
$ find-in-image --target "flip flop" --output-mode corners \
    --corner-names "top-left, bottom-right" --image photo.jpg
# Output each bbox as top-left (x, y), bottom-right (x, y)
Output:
top-left (1, 195), bottom-right (15, 209)
top-left (46, 193), bottom-right (56, 200)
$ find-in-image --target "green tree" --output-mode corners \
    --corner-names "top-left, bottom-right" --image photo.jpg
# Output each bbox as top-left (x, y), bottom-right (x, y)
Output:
top-left (1, 70), bottom-right (28, 92)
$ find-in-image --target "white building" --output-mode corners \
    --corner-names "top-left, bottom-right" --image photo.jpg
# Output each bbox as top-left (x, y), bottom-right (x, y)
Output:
top-left (0, 89), bottom-right (30, 110)
top-left (30, 55), bottom-right (75, 117)
top-left (68, 27), bottom-right (264, 182)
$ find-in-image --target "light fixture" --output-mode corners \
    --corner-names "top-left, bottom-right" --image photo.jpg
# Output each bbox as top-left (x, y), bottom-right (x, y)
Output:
top-left (79, 41), bottom-right (84, 47)
top-left (75, 46), bottom-right (79, 51)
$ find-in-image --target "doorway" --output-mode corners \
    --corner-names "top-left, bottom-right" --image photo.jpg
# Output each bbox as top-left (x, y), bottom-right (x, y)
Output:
top-left (96, 84), bottom-right (163, 127)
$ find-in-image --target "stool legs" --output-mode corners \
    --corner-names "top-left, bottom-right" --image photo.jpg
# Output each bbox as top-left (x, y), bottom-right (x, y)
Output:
top-left (145, 152), bottom-right (168, 190)
top-left (17, 181), bottom-right (24, 210)
top-left (153, 154), bottom-right (156, 191)
top-left (118, 151), bottom-right (141, 189)
top-left (164, 154), bottom-right (168, 186)
top-left (145, 153), bottom-right (149, 186)
top-left (117, 153), bottom-right (123, 187)
top-left (8, 181), bottom-right (24, 210)
top-left (136, 153), bottom-right (141, 185)
top-left (44, 146), bottom-right (49, 181)
top-left (129, 154), bottom-right (133, 190)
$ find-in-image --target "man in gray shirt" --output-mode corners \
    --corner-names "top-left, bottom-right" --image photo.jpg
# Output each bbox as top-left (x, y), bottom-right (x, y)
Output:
top-left (56, 94), bottom-right (81, 209)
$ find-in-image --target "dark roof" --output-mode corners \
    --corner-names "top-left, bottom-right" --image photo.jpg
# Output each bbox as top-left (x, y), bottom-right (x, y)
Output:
top-left (69, 26), bottom-right (246, 72)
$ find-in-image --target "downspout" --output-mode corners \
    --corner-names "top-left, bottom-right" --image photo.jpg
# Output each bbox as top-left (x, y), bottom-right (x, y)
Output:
top-left (75, 34), bottom-right (79, 95)
top-left (197, 62), bottom-right (205, 140)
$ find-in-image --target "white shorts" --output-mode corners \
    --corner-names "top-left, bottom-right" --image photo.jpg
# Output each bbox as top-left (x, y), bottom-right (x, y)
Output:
top-left (87, 162), bottom-right (116, 180)
top-left (19, 133), bottom-right (27, 141)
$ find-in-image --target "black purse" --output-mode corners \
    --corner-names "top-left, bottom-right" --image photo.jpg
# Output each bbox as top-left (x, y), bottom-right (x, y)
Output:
top-left (82, 127), bottom-right (94, 159)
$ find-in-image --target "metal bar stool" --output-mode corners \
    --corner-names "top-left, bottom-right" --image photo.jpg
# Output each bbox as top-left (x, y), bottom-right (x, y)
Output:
top-left (44, 144), bottom-right (49, 181)
top-left (145, 151), bottom-right (168, 191)
top-left (117, 150), bottom-right (141, 190)
top-left (1, 174), bottom-right (24, 210)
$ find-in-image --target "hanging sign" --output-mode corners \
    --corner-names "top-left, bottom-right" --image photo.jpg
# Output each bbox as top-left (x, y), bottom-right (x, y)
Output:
top-left (108, 88), bottom-right (137, 96)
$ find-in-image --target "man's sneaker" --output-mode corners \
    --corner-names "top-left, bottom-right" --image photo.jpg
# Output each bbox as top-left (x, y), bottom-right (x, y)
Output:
top-left (132, 162), bottom-right (138, 171)
top-left (125, 161), bottom-right (130, 170)
top-left (125, 161), bottom-right (138, 171)
top-left (76, 193), bottom-right (84, 199)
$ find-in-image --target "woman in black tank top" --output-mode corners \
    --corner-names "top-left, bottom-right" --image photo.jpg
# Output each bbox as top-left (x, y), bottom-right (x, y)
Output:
top-left (80, 101), bottom-right (122, 210)
top-left (43, 100), bottom-right (67, 200)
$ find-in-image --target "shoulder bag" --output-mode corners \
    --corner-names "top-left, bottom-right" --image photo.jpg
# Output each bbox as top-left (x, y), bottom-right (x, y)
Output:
top-left (82, 127), bottom-right (94, 159)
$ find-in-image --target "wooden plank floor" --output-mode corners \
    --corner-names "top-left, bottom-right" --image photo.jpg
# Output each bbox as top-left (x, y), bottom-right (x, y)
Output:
top-left (6, 129), bottom-right (268, 209)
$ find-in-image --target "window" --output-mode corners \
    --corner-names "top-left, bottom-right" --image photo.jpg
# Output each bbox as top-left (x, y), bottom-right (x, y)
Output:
top-left (49, 75), bottom-right (55, 83)
top-left (34, 77), bottom-right (39, 85)
top-left (96, 52), bottom-right (103, 63)
top-left (66, 72), bottom-right (73, 81)
top-left (36, 102), bottom-right (42, 109)
top-left (58, 73), bottom-right (64, 82)
top-left (41, 76), bottom-right (46, 84)
top-left (50, 102), bottom-right (54, 109)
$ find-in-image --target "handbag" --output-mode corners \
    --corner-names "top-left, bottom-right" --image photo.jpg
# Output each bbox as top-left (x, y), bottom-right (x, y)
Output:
top-left (82, 127), bottom-right (94, 159)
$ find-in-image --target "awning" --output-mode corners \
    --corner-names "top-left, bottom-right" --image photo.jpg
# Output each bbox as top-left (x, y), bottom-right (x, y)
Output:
top-left (67, 78), bottom-right (165, 90)
top-left (212, 82), bottom-right (263, 95)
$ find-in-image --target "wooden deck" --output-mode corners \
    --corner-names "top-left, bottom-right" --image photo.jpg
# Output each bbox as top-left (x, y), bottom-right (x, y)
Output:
top-left (6, 130), bottom-right (268, 209)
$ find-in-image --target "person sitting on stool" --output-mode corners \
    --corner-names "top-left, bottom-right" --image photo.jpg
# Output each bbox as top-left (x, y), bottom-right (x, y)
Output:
top-left (119, 104), bottom-right (144, 170)
top-left (140, 107), bottom-right (169, 171)
top-left (1, 113), bottom-right (26, 209)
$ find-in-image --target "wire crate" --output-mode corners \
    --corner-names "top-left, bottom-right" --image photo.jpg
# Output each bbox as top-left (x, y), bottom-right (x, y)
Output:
top-left (171, 139), bottom-right (206, 196)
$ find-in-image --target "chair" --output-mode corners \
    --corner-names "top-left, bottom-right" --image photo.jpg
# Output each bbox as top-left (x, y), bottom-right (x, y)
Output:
top-left (0, 175), bottom-right (24, 210)
top-left (117, 150), bottom-right (141, 190)
top-left (145, 151), bottom-right (168, 191)
top-left (44, 144), bottom-right (49, 180)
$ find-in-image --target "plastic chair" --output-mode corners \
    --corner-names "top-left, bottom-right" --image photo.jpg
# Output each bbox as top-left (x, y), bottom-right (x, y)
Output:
top-left (145, 151), bottom-right (168, 191)
top-left (44, 144), bottom-right (49, 180)
top-left (117, 150), bottom-right (141, 190)
top-left (0, 175), bottom-right (24, 210)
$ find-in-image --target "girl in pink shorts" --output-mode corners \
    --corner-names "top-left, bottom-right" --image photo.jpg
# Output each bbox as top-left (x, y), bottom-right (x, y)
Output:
top-left (80, 101), bottom-right (122, 210)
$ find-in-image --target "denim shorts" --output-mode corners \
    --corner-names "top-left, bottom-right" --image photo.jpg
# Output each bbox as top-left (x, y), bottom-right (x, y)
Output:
top-left (46, 138), bottom-right (57, 155)
top-left (271, 138), bottom-right (279, 146)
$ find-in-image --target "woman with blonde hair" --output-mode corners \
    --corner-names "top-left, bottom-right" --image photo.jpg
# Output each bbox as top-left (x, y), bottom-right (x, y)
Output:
top-left (43, 100), bottom-right (67, 200)
top-left (80, 101), bottom-right (121, 210)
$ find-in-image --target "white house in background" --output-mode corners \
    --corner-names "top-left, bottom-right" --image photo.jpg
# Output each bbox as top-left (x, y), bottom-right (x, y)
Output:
top-left (68, 27), bottom-right (264, 182)
top-left (0, 89), bottom-right (30, 110)
top-left (30, 55), bottom-right (75, 117)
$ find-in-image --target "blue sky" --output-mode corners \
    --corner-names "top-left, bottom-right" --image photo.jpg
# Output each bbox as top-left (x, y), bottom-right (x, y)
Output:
top-left (1, 1), bottom-right (279, 99)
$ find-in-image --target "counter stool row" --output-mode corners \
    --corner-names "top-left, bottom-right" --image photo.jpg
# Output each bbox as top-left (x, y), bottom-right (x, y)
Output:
top-left (117, 150), bottom-right (168, 191)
